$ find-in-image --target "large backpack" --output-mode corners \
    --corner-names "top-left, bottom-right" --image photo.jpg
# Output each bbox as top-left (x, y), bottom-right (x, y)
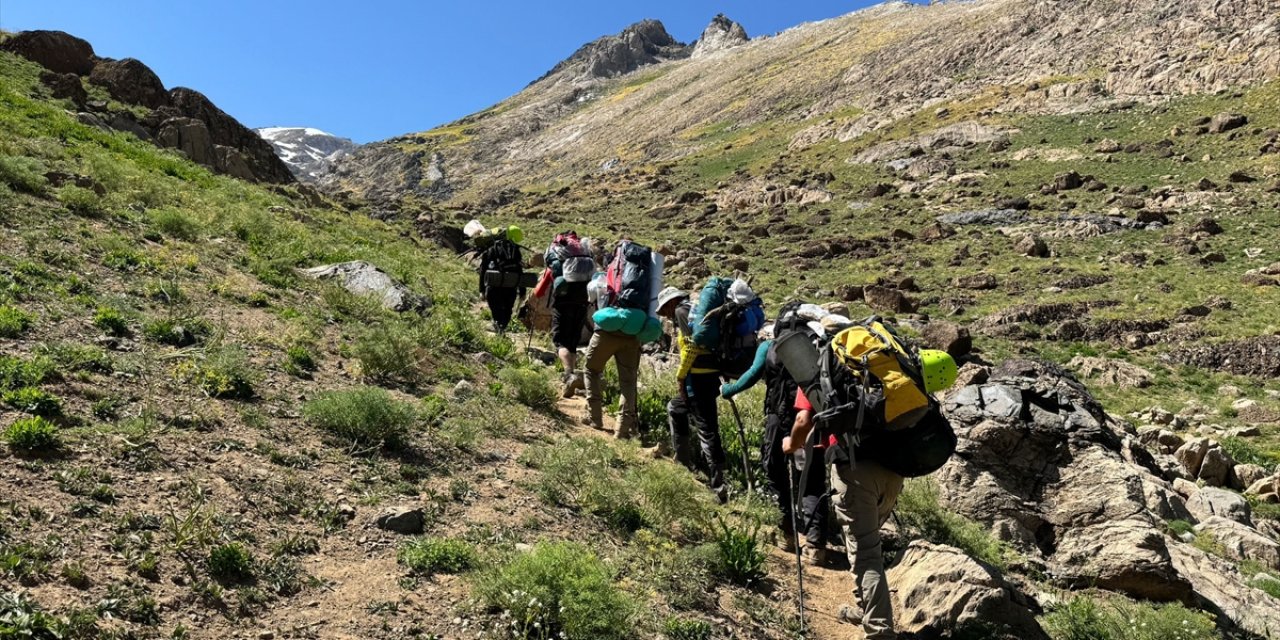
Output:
top-left (776, 315), bottom-right (955, 478)
top-left (482, 239), bottom-right (525, 289)
top-left (691, 277), bottom-right (765, 378)
top-left (549, 233), bottom-right (594, 283)
top-left (593, 241), bottom-right (663, 342)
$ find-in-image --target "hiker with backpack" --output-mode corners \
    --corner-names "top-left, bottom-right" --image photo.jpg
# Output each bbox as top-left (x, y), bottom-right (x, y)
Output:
top-left (720, 304), bottom-right (831, 562)
top-left (660, 279), bottom-right (764, 504)
top-left (775, 316), bottom-right (959, 639)
top-left (542, 231), bottom-right (595, 397)
top-left (476, 225), bottom-right (526, 334)
top-left (581, 239), bottom-right (662, 438)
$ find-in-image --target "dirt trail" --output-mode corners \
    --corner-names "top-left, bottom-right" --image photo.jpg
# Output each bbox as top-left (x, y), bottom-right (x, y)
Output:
top-left (767, 542), bottom-right (867, 639)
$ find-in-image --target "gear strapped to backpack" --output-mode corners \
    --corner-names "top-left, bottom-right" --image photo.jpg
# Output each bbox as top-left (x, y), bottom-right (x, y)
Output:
top-left (776, 315), bottom-right (956, 478)
top-left (482, 238), bottom-right (526, 289)
top-left (549, 232), bottom-right (594, 283)
top-left (691, 277), bottom-right (765, 378)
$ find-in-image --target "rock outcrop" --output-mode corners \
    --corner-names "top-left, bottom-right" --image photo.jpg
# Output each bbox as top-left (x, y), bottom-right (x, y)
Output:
top-left (535, 19), bottom-right (690, 84)
top-left (89, 58), bottom-right (168, 108)
top-left (300, 261), bottom-right (429, 313)
top-left (888, 542), bottom-right (1047, 639)
top-left (0, 30), bottom-right (96, 75)
top-left (938, 359), bottom-right (1280, 636)
top-left (691, 15), bottom-right (748, 58)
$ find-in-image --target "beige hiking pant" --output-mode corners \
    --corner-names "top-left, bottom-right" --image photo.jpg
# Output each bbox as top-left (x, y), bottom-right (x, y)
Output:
top-left (830, 458), bottom-right (904, 640)
top-left (584, 330), bottom-right (640, 438)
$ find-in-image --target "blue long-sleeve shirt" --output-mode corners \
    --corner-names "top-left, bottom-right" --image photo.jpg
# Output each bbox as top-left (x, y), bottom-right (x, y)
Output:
top-left (720, 340), bottom-right (771, 398)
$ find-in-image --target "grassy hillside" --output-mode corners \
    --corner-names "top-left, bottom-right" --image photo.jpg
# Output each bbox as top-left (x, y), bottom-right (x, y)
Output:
top-left (0, 50), bottom-right (802, 639)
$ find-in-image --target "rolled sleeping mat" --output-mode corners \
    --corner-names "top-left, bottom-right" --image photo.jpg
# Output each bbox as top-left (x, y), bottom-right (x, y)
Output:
top-left (620, 307), bottom-right (647, 336)
top-left (647, 252), bottom-right (665, 318)
top-left (774, 330), bottom-right (826, 413)
top-left (593, 307), bottom-right (627, 333)
top-left (638, 316), bottom-right (663, 343)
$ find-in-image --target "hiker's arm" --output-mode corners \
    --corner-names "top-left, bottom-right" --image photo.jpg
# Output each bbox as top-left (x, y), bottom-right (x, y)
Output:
top-left (782, 409), bottom-right (814, 454)
top-left (721, 340), bottom-right (770, 398)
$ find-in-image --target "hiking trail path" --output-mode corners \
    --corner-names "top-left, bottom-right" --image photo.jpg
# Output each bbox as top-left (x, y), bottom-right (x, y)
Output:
top-left (552, 391), bottom-right (864, 639)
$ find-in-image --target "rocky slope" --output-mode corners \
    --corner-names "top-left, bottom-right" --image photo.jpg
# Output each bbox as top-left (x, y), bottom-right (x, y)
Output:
top-left (256, 127), bottom-right (356, 182)
top-left (325, 0), bottom-right (1279, 201)
top-left (1, 30), bottom-right (293, 183)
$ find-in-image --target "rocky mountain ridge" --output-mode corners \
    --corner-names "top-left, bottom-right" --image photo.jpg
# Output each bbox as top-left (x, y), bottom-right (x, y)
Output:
top-left (324, 0), bottom-right (1279, 203)
top-left (256, 127), bottom-right (356, 182)
top-left (0, 29), bottom-right (293, 184)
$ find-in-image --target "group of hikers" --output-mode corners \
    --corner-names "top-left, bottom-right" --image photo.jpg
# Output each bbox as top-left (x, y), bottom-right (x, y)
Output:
top-left (471, 224), bottom-right (961, 639)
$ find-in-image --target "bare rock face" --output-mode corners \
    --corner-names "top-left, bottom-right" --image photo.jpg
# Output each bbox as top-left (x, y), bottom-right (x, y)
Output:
top-left (691, 14), bottom-right (748, 58)
top-left (0, 30), bottom-right (96, 75)
top-left (1068, 356), bottom-right (1154, 389)
top-left (887, 542), bottom-right (1048, 639)
top-left (1195, 516), bottom-right (1280, 570)
top-left (39, 71), bottom-right (87, 107)
top-left (89, 58), bottom-right (168, 109)
top-left (300, 261), bottom-right (429, 313)
top-left (863, 285), bottom-right (916, 314)
top-left (159, 88), bottom-right (295, 183)
top-left (1171, 336), bottom-right (1280, 378)
top-left (936, 359), bottom-right (1280, 635)
top-left (535, 19), bottom-right (690, 83)
top-left (156, 117), bottom-right (216, 167)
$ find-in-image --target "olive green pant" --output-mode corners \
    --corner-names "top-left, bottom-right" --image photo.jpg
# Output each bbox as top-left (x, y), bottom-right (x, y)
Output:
top-left (830, 458), bottom-right (904, 640)
top-left (583, 330), bottom-right (640, 438)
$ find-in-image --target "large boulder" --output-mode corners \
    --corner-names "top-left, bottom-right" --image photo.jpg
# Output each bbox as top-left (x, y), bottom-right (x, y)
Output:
top-left (863, 285), bottom-right (916, 314)
top-left (1195, 516), bottom-right (1280, 570)
top-left (936, 359), bottom-right (1280, 635)
top-left (0, 30), bottom-right (96, 75)
top-left (1068, 356), bottom-right (1154, 389)
top-left (89, 58), bottom-right (168, 108)
top-left (1186, 487), bottom-right (1252, 525)
top-left (887, 542), bottom-right (1047, 639)
top-left (39, 71), bottom-right (87, 107)
top-left (156, 117), bottom-right (216, 167)
top-left (921, 322), bottom-right (972, 358)
top-left (300, 261), bottom-right (429, 313)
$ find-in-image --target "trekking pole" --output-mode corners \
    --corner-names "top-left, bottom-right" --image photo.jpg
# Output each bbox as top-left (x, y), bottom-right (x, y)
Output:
top-left (787, 452), bottom-right (807, 633)
top-left (724, 394), bottom-right (755, 494)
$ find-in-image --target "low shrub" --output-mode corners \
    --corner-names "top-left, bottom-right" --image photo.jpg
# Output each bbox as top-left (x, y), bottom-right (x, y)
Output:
top-left (148, 207), bottom-right (202, 241)
top-left (2, 387), bottom-right (62, 417)
top-left (1041, 593), bottom-right (1220, 640)
top-left (142, 316), bottom-right (212, 347)
top-left (0, 591), bottom-right (63, 637)
top-left (398, 537), bottom-right (478, 575)
top-left (895, 477), bottom-right (1012, 570)
top-left (0, 355), bottom-right (54, 390)
top-left (663, 617), bottom-right (713, 640)
top-left (1221, 437), bottom-right (1280, 472)
top-left (0, 305), bottom-right (34, 338)
top-left (302, 386), bottom-right (419, 451)
top-left (92, 306), bottom-right (130, 337)
top-left (498, 366), bottom-right (558, 411)
top-left (474, 542), bottom-right (637, 640)
top-left (354, 323), bottom-right (429, 387)
top-left (175, 345), bottom-right (257, 399)
top-left (4, 416), bottom-right (61, 454)
top-left (207, 543), bottom-right (254, 583)
top-left (57, 185), bottom-right (105, 217)
top-left (0, 154), bottom-right (48, 194)
top-left (283, 345), bottom-right (317, 377)
top-left (712, 516), bottom-right (765, 585)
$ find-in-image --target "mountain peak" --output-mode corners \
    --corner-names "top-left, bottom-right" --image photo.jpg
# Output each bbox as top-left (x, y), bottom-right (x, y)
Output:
top-left (256, 127), bottom-right (356, 182)
top-left (536, 19), bottom-right (690, 84)
top-left (692, 14), bottom-right (749, 58)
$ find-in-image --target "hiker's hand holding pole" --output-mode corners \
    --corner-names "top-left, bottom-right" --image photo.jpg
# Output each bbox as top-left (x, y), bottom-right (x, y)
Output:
top-left (783, 410), bottom-right (813, 455)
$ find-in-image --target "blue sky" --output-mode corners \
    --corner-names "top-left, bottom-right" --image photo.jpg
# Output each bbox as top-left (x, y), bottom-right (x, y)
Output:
top-left (2, 1), bottom-right (891, 143)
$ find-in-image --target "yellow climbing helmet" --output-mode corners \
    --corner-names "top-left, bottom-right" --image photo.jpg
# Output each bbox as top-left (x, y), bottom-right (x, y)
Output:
top-left (506, 225), bottom-right (524, 243)
top-left (919, 349), bottom-right (958, 393)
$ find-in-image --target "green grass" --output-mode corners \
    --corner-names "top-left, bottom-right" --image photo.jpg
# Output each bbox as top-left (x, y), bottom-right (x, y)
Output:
top-left (92, 306), bottom-right (130, 336)
top-left (302, 386), bottom-right (420, 451)
top-left (0, 304), bottom-right (33, 337)
top-left (4, 416), bottom-right (61, 454)
top-left (207, 542), bottom-right (254, 583)
top-left (895, 477), bottom-right (1014, 570)
top-left (498, 366), bottom-right (559, 411)
top-left (473, 541), bottom-right (637, 640)
top-left (1, 387), bottom-right (62, 417)
top-left (1041, 593), bottom-right (1219, 640)
top-left (397, 537), bottom-right (479, 575)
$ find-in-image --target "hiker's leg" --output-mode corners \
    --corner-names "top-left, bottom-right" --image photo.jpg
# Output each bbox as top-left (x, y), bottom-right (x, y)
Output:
top-left (689, 373), bottom-right (725, 492)
top-left (831, 460), bottom-right (897, 640)
top-left (803, 447), bottom-right (830, 547)
top-left (761, 416), bottom-right (793, 532)
top-left (614, 337), bottom-right (641, 439)
top-left (667, 390), bottom-right (698, 471)
top-left (582, 331), bottom-right (611, 429)
top-left (488, 287), bottom-right (517, 332)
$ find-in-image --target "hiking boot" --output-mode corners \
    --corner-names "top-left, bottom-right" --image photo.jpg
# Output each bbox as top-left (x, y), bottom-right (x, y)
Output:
top-left (837, 604), bottom-right (862, 626)
top-left (580, 414), bottom-right (605, 431)
top-left (775, 526), bottom-right (797, 553)
top-left (561, 372), bottom-right (583, 398)
top-left (801, 544), bottom-right (827, 566)
top-left (712, 485), bottom-right (729, 505)
top-left (643, 441), bottom-right (671, 459)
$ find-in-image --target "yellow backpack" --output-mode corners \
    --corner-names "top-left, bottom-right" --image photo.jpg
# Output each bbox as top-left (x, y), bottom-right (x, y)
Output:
top-left (826, 320), bottom-right (931, 431)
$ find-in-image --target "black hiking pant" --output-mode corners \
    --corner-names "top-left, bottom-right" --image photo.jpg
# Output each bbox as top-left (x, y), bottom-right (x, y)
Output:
top-left (667, 373), bottom-right (726, 492)
top-left (485, 287), bottom-right (519, 333)
top-left (763, 417), bottom-right (829, 546)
